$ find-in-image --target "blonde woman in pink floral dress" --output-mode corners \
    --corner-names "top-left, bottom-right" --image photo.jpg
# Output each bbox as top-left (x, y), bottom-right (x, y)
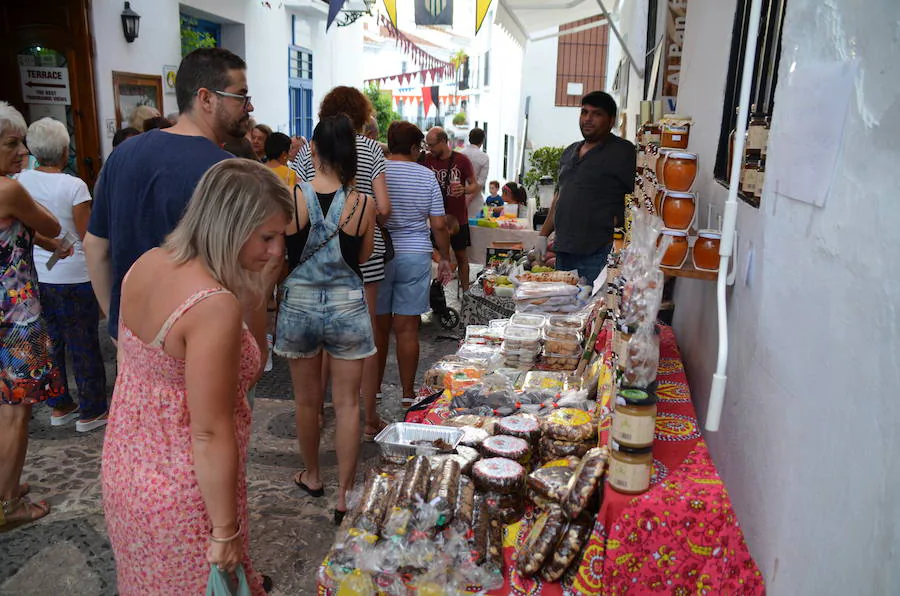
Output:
top-left (101, 160), bottom-right (291, 595)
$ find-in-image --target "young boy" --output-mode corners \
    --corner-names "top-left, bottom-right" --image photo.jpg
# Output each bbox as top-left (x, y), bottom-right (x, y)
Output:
top-left (485, 180), bottom-right (503, 208)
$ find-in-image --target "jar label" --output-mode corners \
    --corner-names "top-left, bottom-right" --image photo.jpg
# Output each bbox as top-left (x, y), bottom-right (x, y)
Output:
top-left (747, 126), bottom-right (769, 151)
top-left (612, 411), bottom-right (656, 446)
top-left (670, 134), bottom-right (682, 141)
top-left (609, 457), bottom-right (652, 492)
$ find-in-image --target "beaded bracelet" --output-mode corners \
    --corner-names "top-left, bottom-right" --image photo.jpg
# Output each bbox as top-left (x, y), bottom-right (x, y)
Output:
top-left (209, 523), bottom-right (242, 543)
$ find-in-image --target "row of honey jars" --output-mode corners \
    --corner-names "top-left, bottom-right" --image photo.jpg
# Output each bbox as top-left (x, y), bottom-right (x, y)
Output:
top-left (658, 229), bottom-right (722, 271)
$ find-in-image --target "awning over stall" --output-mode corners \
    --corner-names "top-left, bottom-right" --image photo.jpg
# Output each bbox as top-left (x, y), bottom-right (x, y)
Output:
top-left (495, 0), bottom-right (614, 44)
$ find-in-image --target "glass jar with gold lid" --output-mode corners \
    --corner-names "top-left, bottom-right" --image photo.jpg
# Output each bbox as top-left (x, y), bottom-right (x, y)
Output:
top-left (608, 439), bottom-right (653, 495)
top-left (611, 388), bottom-right (658, 448)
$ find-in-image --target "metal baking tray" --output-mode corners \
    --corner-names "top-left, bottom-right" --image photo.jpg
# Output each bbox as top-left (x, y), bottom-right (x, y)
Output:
top-left (374, 422), bottom-right (464, 464)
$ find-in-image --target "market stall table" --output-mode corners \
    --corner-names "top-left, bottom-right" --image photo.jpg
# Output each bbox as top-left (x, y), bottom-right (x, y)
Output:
top-left (466, 221), bottom-right (542, 265)
top-left (402, 323), bottom-right (764, 595)
top-left (460, 282), bottom-right (515, 326)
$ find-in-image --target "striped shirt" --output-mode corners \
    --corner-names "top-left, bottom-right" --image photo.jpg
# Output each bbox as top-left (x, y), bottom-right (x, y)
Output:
top-left (384, 161), bottom-right (445, 253)
top-left (291, 134), bottom-right (388, 283)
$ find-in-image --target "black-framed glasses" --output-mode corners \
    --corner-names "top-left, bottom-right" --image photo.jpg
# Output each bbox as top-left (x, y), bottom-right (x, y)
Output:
top-left (201, 89), bottom-right (253, 110)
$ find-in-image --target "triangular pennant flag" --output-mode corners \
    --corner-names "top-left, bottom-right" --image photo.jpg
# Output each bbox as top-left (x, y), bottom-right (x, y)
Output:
top-left (422, 85), bottom-right (439, 116)
top-left (382, 0), bottom-right (398, 28)
top-left (327, 0), bottom-right (346, 30)
top-left (475, 0), bottom-right (493, 34)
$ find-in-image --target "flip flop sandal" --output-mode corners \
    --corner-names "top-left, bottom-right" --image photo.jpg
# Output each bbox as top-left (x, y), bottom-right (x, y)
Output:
top-left (293, 471), bottom-right (324, 498)
top-left (18, 483), bottom-right (29, 499)
top-left (362, 419), bottom-right (388, 442)
top-left (0, 497), bottom-right (50, 532)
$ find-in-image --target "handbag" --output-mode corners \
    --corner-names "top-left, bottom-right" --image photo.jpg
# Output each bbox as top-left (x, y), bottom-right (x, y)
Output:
top-left (378, 224), bottom-right (395, 263)
top-left (205, 564), bottom-right (251, 596)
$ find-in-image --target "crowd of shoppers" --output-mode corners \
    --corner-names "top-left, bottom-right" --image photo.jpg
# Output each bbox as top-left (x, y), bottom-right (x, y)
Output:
top-left (0, 42), bottom-right (508, 594)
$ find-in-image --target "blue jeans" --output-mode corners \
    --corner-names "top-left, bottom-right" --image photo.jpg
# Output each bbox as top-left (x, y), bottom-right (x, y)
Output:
top-left (555, 243), bottom-right (613, 286)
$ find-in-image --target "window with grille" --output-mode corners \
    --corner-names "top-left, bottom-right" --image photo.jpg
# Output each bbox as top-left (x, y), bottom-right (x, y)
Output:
top-left (555, 17), bottom-right (609, 107)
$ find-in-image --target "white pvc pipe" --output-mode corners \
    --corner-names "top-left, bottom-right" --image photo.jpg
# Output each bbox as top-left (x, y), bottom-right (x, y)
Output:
top-left (705, 0), bottom-right (764, 432)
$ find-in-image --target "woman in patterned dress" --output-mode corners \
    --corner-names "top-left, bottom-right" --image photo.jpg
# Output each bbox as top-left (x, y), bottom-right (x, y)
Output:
top-left (101, 159), bottom-right (291, 594)
top-left (0, 101), bottom-right (66, 530)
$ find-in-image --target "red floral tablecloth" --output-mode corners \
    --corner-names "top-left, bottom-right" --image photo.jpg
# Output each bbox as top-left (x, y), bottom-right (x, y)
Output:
top-left (319, 325), bottom-right (765, 594)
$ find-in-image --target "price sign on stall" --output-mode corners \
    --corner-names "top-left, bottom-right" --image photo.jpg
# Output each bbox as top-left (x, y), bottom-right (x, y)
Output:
top-left (19, 66), bottom-right (71, 105)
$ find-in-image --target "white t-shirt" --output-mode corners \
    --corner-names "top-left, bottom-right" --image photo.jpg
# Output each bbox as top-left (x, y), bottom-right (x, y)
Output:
top-left (17, 170), bottom-right (92, 284)
top-left (461, 144), bottom-right (490, 219)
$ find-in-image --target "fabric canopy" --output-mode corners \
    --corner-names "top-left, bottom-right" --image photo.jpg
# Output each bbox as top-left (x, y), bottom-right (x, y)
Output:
top-left (495, 0), bottom-right (611, 45)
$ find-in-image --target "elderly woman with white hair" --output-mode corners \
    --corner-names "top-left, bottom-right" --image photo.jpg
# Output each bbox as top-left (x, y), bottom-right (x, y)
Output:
top-left (18, 117), bottom-right (108, 432)
top-left (0, 102), bottom-right (65, 530)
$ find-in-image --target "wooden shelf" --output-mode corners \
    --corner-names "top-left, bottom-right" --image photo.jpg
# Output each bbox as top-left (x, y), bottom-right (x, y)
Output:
top-left (662, 256), bottom-right (720, 282)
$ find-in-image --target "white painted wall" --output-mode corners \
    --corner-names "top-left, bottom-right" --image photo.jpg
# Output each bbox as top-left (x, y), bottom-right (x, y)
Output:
top-left (520, 35), bottom-right (580, 151)
top-left (90, 0), bottom-right (362, 157)
top-left (671, 0), bottom-right (900, 593)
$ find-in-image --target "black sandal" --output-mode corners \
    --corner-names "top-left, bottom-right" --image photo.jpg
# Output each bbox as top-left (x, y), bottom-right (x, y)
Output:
top-left (293, 471), bottom-right (324, 498)
top-left (333, 508), bottom-right (346, 526)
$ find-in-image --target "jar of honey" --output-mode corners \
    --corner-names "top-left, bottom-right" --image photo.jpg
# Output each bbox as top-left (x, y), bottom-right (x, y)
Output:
top-left (661, 152), bottom-right (698, 192)
top-left (655, 148), bottom-right (673, 186)
top-left (660, 117), bottom-right (691, 149)
top-left (611, 388), bottom-right (658, 448)
top-left (660, 190), bottom-right (696, 231)
top-left (608, 439), bottom-right (653, 495)
top-left (658, 229), bottom-right (689, 269)
top-left (692, 230), bottom-right (722, 271)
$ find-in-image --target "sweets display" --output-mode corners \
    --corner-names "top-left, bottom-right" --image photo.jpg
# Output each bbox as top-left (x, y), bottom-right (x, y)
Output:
top-left (515, 504), bottom-right (567, 576)
top-left (481, 435), bottom-right (531, 464)
top-left (542, 408), bottom-right (596, 442)
top-left (561, 447), bottom-right (609, 519)
top-left (540, 514), bottom-right (595, 582)
top-left (473, 457), bottom-right (527, 494)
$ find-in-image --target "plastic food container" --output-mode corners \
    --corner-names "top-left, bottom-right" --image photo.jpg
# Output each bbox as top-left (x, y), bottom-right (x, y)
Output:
top-left (501, 347), bottom-right (539, 368)
top-left (465, 325), bottom-right (490, 344)
top-left (542, 335), bottom-right (582, 356)
top-left (502, 325), bottom-right (542, 351)
top-left (509, 313), bottom-right (547, 329)
top-left (489, 319), bottom-right (510, 329)
top-left (495, 285), bottom-right (515, 298)
top-left (522, 371), bottom-right (572, 392)
top-left (546, 314), bottom-right (584, 330)
top-left (540, 352), bottom-right (580, 371)
top-left (374, 423), bottom-right (464, 465)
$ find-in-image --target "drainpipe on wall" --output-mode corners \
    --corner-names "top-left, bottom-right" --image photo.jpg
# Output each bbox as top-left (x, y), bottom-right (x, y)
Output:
top-left (705, 0), bottom-right (765, 432)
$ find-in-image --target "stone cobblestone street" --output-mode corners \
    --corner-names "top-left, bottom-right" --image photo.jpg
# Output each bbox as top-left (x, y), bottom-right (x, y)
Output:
top-left (0, 286), bottom-right (465, 596)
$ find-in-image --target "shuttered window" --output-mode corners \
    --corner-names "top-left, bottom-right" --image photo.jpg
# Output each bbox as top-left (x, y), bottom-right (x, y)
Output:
top-left (555, 17), bottom-right (609, 107)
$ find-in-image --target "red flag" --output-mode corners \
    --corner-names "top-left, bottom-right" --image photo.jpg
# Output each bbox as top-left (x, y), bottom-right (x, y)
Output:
top-left (421, 85), bottom-right (439, 116)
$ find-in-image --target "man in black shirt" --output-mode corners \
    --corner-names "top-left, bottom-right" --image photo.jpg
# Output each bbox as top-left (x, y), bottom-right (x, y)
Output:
top-left (539, 91), bottom-right (635, 285)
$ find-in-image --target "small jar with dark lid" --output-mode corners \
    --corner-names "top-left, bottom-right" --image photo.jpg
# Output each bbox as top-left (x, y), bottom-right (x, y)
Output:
top-left (611, 388), bottom-right (658, 448)
top-left (608, 439), bottom-right (653, 495)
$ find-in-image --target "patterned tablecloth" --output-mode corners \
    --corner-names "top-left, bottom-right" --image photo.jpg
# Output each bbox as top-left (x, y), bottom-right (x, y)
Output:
top-left (460, 283), bottom-right (515, 327)
top-left (404, 324), bottom-right (765, 595)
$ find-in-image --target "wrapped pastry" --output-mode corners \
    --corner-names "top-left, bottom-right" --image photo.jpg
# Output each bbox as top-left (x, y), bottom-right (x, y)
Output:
top-left (433, 459), bottom-right (461, 526)
top-left (539, 352), bottom-right (581, 371)
top-left (487, 517), bottom-right (505, 568)
top-left (454, 476), bottom-right (476, 530)
top-left (561, 447), bottom-right (609, 519)
top-left (457, 425), bottom-right (491, 448)
top-left (396, 455), bottom-right (431, 508)
top-left (622, 324), bottom-right (660, 388)
top-left (481, 435), bottom-right (531, 464)
top-left (496, 414), bottom-right (542, 444)
top-left (471, 494), bottom-right (490, 564)
top-left (356, 473), bottom-right (392, 534)
top-left (539, 436), bottom-right (595, 461)
top-left (527, 458), bottom-right (580, 503)
top-left (486, 495), bottom-right (525, 525)
top-left (473, 457), bottom-right (526, 495)
top-left (540, 514), bottom-right (595, 582)
top-left (514, 504), bottom-right (567, 576)
top-left (543, 335), bottom-right (583, 356)
top-left (542, 408), bottom-right (596, 442)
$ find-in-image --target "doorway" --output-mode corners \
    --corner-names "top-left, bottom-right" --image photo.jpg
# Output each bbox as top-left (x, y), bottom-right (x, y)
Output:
top-left (0, 0), bottom-right (101, 187)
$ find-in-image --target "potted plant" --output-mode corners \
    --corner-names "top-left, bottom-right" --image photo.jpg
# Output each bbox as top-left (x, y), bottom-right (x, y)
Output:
top-left (523, 145), bottom-right (565, 205)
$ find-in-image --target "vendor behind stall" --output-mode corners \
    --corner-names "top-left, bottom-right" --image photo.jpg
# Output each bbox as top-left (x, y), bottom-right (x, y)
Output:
top-left (539, 91), bottom-right (635, 285)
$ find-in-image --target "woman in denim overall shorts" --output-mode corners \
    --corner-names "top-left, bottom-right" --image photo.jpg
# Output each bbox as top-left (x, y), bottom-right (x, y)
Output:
top-left (275, 115), bottom-right (376, 523)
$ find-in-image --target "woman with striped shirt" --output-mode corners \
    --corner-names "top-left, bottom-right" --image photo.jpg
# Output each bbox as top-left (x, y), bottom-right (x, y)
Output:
top-left (290, 86), bottom-right (390, 439)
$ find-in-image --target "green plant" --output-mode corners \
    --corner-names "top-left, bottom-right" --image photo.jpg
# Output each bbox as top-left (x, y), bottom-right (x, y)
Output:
top-left (364, 85), bottom-right (402, 142)
top-left (523, 145), bottom-right (566, 204)
top-left (452, 112), bottom-right (467, 126)
top-left (180, 16), bottom-right (217, 57)
top-left (450, 50), bottom-right (468, 69)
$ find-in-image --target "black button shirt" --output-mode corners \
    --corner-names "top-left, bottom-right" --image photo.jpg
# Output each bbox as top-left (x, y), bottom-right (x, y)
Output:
top-left (553, 134), bottom-right (636, 254)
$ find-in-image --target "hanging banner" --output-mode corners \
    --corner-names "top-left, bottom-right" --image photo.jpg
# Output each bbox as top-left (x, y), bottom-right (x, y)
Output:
top-left (382, 0), bottom-right (398, 28)
top-left (326, 0), bottom-right (347, 30)
top-left (422, 85), bottom-right (439, 116)
top-left (662, 0), bottom-right (688, 99)
top-left (475, 0), bottom-right (493, 34)
top-left (415, 0), bottom-right (453, 26)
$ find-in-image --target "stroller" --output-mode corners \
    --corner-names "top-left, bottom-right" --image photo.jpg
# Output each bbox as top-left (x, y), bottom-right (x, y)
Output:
top-left (430, 279), bottom-right (460, 330)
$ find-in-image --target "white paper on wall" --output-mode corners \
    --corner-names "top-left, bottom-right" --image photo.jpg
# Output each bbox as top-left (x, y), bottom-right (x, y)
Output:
top-left (767, 59), bottom-right (858, 207)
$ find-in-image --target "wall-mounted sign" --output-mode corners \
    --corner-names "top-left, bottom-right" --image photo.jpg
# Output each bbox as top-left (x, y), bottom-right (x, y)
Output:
top-left (163, 65), bottom-right (177, 95)
top-left (20, 66), bottom-right (71, 105)
top-left (662, 0), bottom-right (688, 102)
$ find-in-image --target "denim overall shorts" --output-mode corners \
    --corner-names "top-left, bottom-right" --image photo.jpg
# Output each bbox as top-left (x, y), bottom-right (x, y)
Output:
top-left (274, 182), bottom-right (376, 360)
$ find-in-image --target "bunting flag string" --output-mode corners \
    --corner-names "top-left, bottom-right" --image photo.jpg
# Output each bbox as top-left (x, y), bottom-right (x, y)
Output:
top-left (363, 66), bottom-right (456, 87)
top-left (377, 14), bottom-right (457, 80)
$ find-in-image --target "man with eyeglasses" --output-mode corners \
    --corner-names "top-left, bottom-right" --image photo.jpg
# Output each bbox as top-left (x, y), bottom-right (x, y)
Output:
top-left (423, 127), bottom-right (478, 291)
top-left (85, 48), bottom-right (255, 343)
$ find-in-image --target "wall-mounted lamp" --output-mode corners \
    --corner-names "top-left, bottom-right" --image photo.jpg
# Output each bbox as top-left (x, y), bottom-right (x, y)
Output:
top-left (121, 2), bottom-right (141, 43)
